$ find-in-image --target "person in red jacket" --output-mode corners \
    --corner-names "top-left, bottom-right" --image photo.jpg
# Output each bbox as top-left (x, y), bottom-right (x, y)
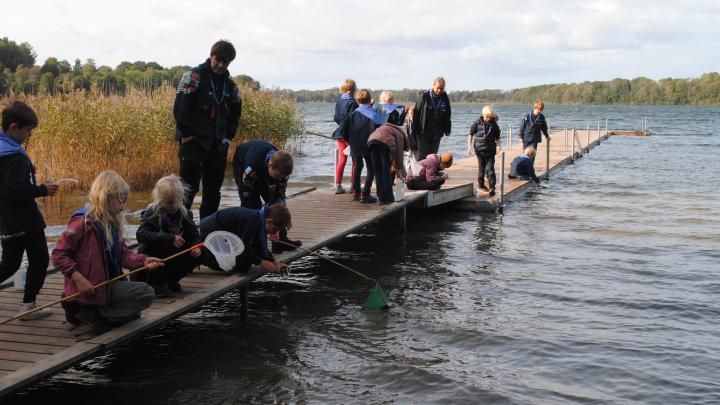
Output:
top-left (53, 170), bottom-right (163, 334)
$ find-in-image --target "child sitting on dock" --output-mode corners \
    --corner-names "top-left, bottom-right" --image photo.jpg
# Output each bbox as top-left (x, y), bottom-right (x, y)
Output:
top-left (199, 204), bottom-right (290, 273)
top-left (405, 152), bottom-right (453, 190)
top-left (337, 89), bottom-right (384, 203)
top-left (509, 146), bottom-right (540, 183)
top-left (468, 105), bottom-right (501, 196)
top-left (135, 175), bottom-right (202, 297)
top-left (331, 78), bottom-right (358, 195)
top-left (52, 170), bottom-right (163, 334)
top-left (368, 123), bottom-right (408, 205)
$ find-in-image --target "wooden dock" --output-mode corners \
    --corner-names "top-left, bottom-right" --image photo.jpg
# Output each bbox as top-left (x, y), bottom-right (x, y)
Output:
top-left (0, 126), bottom-right (617, 398)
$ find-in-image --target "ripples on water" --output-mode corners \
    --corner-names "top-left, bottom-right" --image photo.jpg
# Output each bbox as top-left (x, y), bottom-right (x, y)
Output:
top-left (8, 105), bottom-right (720, 404)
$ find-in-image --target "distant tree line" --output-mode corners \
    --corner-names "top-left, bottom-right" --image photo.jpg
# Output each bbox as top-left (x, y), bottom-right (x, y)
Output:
top-left (276, 74), bottom-right (720, 105)
top-left (0, 37), bottom-right (261, 95)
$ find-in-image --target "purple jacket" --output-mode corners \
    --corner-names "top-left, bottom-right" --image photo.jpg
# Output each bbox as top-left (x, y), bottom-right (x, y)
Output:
top-left (52, 214), bottom-right (147, 306)
top-left (406, 153), bottom-right (446, 183)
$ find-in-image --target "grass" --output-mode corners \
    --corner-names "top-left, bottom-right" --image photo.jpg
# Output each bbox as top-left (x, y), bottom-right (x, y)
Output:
top-left (2, 83), bottom-right (304, 190)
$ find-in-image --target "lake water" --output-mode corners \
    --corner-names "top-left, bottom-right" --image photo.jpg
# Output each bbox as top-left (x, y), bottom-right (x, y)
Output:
top-left (6, 103), bottom-right (720, 404)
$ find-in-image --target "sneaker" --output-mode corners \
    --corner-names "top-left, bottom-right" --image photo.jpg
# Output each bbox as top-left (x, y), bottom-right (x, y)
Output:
top-left (167, 280), bottom-right (182, 293)
top-left (489, 189), bottom-right (496, 196)
top-left (477, 185), bottom-right (489, 192)
top-left (334, 185), bottom-right (346, 194)
top-left (360, 195), bottom-right (378, 204)
top-left (19, 301), bottom-right (53, 321)
top-left (153, 284), bottom-right (173, 298)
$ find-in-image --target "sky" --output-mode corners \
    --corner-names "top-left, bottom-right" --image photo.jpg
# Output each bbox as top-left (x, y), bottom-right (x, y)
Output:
top-left (3, 0), bottom-right (720, 91)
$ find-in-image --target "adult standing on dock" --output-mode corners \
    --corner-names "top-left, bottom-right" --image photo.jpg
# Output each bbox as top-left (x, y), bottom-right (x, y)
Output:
top-left (173, 40), bottom-right (242, 219)
top-left (411, 77), bottom-right (452, 160)
top-left (518, 101), bottom-right (550, 154)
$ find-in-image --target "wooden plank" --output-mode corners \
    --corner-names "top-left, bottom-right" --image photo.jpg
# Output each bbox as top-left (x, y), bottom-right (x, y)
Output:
top-left (0, 333), bottom-right (76, 347)
top-left (0, 351), bottom-right (46, 363)
top-left (0, 341), bottom-right (64, 355)
top-left (0, 359), bottom-right (33, 372)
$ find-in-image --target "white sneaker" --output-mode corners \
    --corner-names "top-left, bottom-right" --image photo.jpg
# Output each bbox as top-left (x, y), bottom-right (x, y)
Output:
top-left (19, 301), bottom-right (53, 321)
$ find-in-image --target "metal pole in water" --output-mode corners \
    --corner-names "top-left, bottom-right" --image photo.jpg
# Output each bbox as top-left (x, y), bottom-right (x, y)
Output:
top-left (499, 151), bottom-right (505, 214)
top-left (564, 128), bottom-right (568, 150)
top-left (508, 124), bottom-right (512, 150)
top-left (605, 118), bottom-right (608, 135)
top-left (571, 129), bottom-right (576, 162)
top-left (586, 123), bottom-right (590, 152)
top-left (545, 137), bottom-right (550, 181)
top-left (597, 120), bottom-right (601, 142)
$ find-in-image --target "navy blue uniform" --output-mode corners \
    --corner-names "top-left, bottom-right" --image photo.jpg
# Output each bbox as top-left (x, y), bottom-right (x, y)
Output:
top-left (469, 119), bottom-right (501, 191)
top-left (412, 90), bottom-right (452, 159)
top-left (232, 140), bottom-right (287, 209)
top-left (199, 207), bottom-right (273, 272)
top-left (518, 112), bottom-right (549, 151)
top-left (174, 58), bottom-right (242, 218)
top-left (337, 105), bottom-right (382, 198)
top-left (509, 154), bottom-right (540, 183)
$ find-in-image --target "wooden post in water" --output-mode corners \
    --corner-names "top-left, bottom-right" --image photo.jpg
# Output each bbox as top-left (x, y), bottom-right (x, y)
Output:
top-left (499, 151), bottom-right (505, 214)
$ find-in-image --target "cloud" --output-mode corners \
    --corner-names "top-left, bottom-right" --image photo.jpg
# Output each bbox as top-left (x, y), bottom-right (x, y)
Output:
top-left (3, 0), bottom-right (719, 89)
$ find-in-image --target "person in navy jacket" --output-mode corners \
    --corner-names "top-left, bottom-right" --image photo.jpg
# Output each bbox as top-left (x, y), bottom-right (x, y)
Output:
top-left (411, 77), bottom-right (452, 160)
top-left (232, 140), bottom-right (300, 253)
top-left (518, 101), bottom-right (551, 153)
top-left (331, 79), bottom-right (358, 194)
top-left (199, 205), bottom-right (290, 273)
top-left (509, 146), bottom-right (540, 183)
top-left (174, 40), bottom-right (242, 219)
top-left (467, 105), bottom-right (501, 196)
top-left (337, 89), bottom-right (383, 203)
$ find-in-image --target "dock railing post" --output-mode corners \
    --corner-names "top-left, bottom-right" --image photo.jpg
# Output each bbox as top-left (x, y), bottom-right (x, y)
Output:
top-left (571, 129), bottom-right (576, 162)
top-left (597, 120), bottom-right (601, 142)
top-left (605, 118), bottom-right (608, 135)
top-left (545, 137), bottom-right (550, 181)
top-left (499, 151), bottom-right (505, 214)
top-left (507, 124), bottom-right (512, 150)
top-left (586, 124), bottom-right (590, 152)
top-left (564, 128), bottom-right (568, 150)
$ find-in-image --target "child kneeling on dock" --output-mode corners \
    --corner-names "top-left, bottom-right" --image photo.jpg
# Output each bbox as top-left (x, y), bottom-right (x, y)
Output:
top-left (52, 171), bottom-right (163, 334)
top-left (199, 204), bottom-right (290, 273)
top-left (509, 146), bottom-right (540, 183)
top-left (468, 105), bottom-right (501, 196)
top-left (405, 153), bottom-right (453, 190)
top-left (135, 175), bottom-right (202, 297)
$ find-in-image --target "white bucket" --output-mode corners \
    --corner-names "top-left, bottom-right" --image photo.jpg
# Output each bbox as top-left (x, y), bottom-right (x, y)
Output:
top-left (395, 180), bottom-right (405, 202)
top-left (14, 268), bottom-right (26, 290)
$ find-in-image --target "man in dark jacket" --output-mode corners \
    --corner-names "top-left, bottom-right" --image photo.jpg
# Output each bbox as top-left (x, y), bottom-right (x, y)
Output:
top-left (509, 146), bottom-right (540, 183)
top-left (232, 140), bottom-right (300, 253)
top-left (174, 40), bottom-right (242, 219)
top-left (0, 101), bottom-right (58, 319)
top-left (199, 205), bottom-right (290, 273)
top-left (411, 77), bottom-right (452, 160)
top-left (518, 101), bottom-right (551, 154)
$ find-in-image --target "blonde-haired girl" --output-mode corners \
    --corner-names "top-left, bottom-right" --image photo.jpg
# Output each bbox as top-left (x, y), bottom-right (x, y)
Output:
top-left (467, 104), bottom-right (501, 196)
top-left (52, 170), bottom-right (162, 333)
top-left (135, 175), bottom-right (201, 296)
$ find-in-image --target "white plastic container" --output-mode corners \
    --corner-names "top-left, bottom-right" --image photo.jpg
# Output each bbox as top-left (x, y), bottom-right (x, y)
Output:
top-left (395, 180), bottom-right (405, 202)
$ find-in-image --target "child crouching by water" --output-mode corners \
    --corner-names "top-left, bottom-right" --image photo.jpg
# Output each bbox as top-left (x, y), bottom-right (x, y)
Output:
top-left (405, 152), bottom-right (453, 190)
top-left (52, 170), bottom-right (163, 334)
top-left (135, 175), bottom-right (202, 297)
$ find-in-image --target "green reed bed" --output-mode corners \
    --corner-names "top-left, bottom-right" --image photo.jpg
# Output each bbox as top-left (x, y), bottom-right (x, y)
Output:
top-left (2, 83), bottom-right (304, 190)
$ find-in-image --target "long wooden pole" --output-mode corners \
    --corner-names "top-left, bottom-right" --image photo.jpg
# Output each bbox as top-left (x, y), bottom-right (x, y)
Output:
top-left (0, 243), bottom-right (204, 325)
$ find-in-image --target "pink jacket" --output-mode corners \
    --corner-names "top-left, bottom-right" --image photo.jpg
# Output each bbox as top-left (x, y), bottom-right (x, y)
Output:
top-left (52, 214), bottom-right (146, 306)
top-left (406, 153), bottom-right (446, 183)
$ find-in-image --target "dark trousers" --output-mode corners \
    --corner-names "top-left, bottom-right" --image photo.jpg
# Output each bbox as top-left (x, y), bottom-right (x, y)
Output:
top-left (351, 153), bottom-right (374, 197)
top-left (134, 245), bottom-right (199, 288)
top-left (0, 230), bottom-right (48, 303)
top-left (406, 178), bottom-right (444, 190)
top-left (369, 143), bottom-right (393, 203)
top-left (417, 136), bottom-right (442, 160)
top-left (236, 183), bottom-right (293, 244)
top-left (179, 141), bottom-right (228, 219)
top-left (476, 152), bottom-right (497, 190)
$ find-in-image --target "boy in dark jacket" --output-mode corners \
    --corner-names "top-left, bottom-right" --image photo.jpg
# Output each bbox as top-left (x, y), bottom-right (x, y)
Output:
top-left (337, 89), bottom-right (383, 203)
top-left (509, 147), bottom-right (540, 183)
top-left (199, 205), bottom-right (290, 273)
top-left (0, 101), bottom-right (58, 319)
top-left (232, 140), bottom-right (300, 253)
top-left (331, 78), bottom-right (358, 194)
top-left (518, 101), bottom-right (551, 153)
top-left (135, 175), bottom-right (202, 296)
top-left (467, 105), bottom-right (502, 196)
top-left (174, 40), bottom-right (242, 219)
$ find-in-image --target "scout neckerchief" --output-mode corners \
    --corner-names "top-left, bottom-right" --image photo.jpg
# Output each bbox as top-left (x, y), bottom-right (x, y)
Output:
top-left (208, 76), bottom-right (227, 119)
